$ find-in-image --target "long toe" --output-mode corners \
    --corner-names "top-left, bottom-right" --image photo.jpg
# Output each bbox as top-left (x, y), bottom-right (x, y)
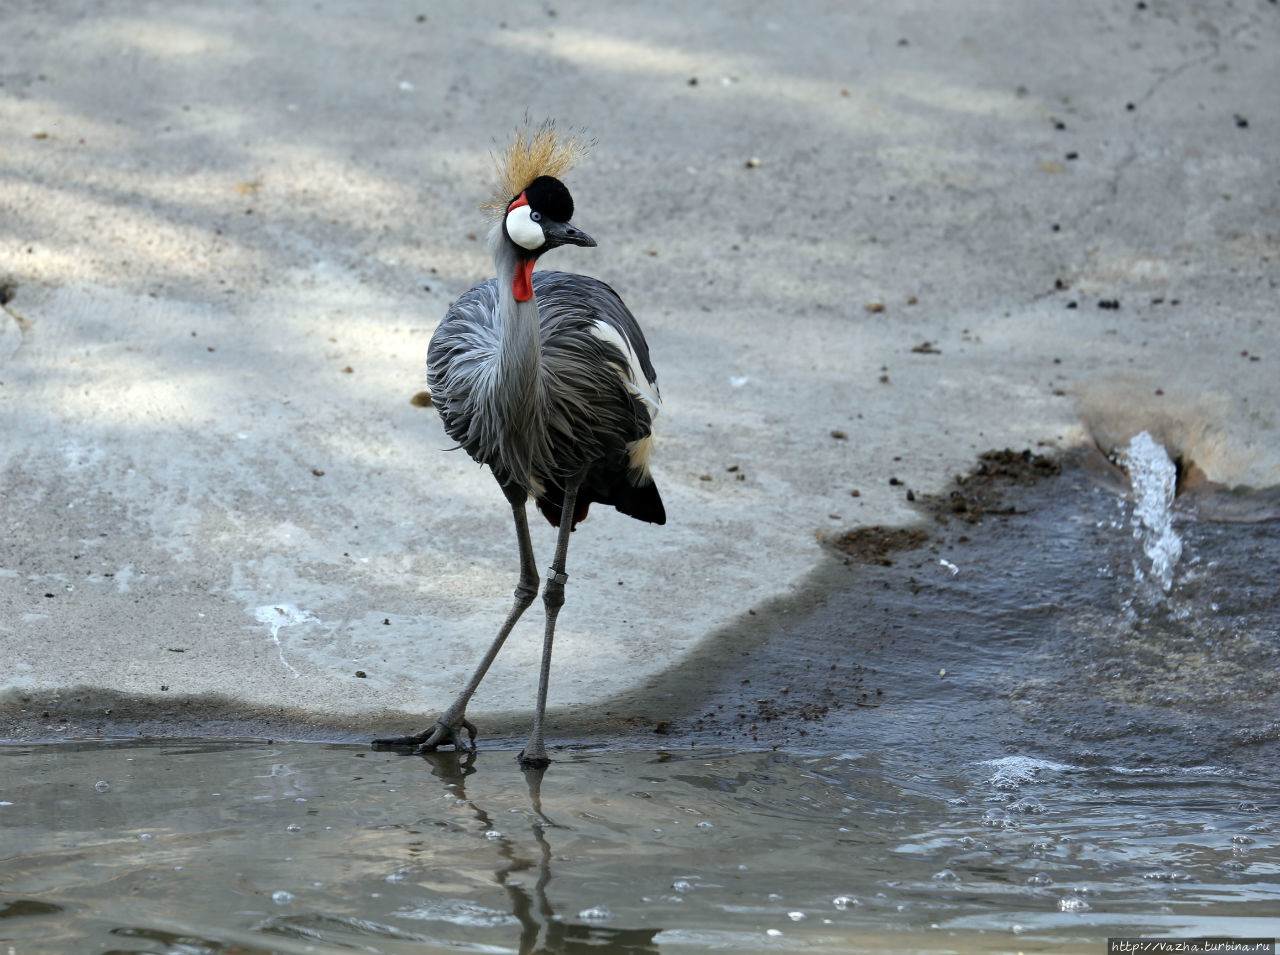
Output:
top-left (409, 718), bottom-right (477, 755)
top-left (373, 716), bottom-right (477, 753)
top-left (371, 731), bottom-right (434, 750)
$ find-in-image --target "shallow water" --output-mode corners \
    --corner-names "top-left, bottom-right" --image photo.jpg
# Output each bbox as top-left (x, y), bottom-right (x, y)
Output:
top-left (1, 740), bottom-right (1277, 954)
top-left (642, 451), bottom-right (1280, 772)
top-left (3, 455), bottom-right (1279, 953)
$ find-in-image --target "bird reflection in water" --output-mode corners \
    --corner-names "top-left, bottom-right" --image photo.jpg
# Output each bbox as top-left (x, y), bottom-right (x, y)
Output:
top-left (419, 752), bottom-right (660, 955)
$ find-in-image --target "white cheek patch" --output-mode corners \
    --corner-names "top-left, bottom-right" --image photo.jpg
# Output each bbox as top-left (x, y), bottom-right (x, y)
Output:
top-left (505, 205), bottom-right (545, 250)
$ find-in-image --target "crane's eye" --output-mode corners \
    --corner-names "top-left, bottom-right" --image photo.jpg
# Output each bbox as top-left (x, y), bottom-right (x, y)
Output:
top-left (530, 211), bottom-right (542, 222)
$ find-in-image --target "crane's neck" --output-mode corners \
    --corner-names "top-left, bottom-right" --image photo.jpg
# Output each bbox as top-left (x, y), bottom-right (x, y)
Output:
top-left (491, 221), bottom-right (542, 377)
top-left (488, 223), bottom-right (544, 485)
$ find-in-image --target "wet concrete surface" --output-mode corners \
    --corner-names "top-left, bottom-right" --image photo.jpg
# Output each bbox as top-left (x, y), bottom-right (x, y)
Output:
top-left (596, 449), bottom-right (1280, 771)
top-left (7, 447), bottom-right (1278, 777)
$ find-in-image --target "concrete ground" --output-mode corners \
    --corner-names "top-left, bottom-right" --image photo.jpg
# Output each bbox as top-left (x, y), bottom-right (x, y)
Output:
top-left (1, 1), bottom-right (1276, 744)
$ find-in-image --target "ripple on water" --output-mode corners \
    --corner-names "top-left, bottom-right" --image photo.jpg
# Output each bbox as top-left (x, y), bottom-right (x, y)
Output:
top-left (1, 743), bottom-right (1277, 952)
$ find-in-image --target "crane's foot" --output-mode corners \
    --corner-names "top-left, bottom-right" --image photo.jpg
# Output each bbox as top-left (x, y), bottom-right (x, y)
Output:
top-left (517, 750), bottom-right (550, 770)
top-left (517, 742), bottom-right (550, 770)
top-left (372, 717), bottom-right (477, 755)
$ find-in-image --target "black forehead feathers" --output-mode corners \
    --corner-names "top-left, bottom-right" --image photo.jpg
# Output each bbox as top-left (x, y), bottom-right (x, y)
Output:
top-left (520, 175), bottom-right (574, 222)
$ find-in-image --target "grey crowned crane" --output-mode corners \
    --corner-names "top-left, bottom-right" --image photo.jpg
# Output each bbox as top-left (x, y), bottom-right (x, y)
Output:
top-left (374, 122), bottom-right (665, 768)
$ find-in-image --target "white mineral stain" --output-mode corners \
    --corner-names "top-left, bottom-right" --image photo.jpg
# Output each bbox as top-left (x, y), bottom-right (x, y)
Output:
top-left (253, 603), bottom-right (315, 678)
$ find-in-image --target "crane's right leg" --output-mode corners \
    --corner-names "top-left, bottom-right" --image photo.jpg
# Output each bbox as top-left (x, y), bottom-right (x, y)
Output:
top-left (372, 483), bottom-right (538, 755)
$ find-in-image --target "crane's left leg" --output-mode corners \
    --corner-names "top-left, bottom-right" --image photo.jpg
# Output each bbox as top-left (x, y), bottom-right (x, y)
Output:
top-left (518, 472), bottom-right (584, 769)
top-left (373, 481), bottom-right (540, 755)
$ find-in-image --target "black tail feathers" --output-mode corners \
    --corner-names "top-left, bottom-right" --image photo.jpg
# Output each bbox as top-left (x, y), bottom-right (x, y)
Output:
top-left (536, 476), bottom-right (665, 529)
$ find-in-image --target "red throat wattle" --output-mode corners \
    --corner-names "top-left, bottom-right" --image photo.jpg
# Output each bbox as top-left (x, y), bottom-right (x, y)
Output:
top-left (513, 258), bottom-right (535, 302)
top-left (508, 191), bottom-right (535, 302)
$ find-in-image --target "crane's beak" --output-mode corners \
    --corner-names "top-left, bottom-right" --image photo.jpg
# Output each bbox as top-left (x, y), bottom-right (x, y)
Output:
top-left (542, 220), bottom-right (596, 250)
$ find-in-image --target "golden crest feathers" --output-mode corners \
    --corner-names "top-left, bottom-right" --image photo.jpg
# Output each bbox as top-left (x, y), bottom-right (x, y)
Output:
top-left (482, 119), bottom-right (591, 218)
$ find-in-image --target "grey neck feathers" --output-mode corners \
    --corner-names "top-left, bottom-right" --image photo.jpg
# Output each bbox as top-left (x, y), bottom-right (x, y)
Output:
top-left (488, 222), bottom-right (545, 489)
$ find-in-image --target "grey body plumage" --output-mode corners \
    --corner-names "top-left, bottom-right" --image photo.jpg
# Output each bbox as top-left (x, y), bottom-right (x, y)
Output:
top-left (429, 262), bottom-right (664, 527)
top-left (373, 124), bottom-right (664, 767)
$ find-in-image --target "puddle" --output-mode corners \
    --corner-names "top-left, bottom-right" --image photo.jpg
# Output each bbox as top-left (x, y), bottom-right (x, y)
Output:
top-left (1, 741), bottom-right (1277, 954)
top-left (2, 448), bottom-right (1278, 952)
top-left (629, 447), bottom-right (1280, 771)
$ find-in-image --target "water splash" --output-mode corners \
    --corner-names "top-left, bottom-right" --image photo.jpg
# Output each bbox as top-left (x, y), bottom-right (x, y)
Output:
top-left (1122, 431), bottom-right (1183, 592)
top-left (979, 755), bottom-right (1072, 791)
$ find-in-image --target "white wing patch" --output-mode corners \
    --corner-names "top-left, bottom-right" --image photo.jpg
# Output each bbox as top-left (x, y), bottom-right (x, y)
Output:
top-left (589, 320), bottom-right (663, 419)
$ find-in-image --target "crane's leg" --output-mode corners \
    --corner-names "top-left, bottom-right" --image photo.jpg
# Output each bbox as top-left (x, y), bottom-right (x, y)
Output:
top-left (518, 472), bottom-right (585, 769)
top-left (373, 482), bottom-right (538, 755)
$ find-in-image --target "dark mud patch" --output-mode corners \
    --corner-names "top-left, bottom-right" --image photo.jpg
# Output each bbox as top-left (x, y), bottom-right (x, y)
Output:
top-left (920, 447), bottom-right (1063, 523)
top-left (820, 448), bottom-right (1063, 565)
top-left (824, 525), bottom-right (929, 565)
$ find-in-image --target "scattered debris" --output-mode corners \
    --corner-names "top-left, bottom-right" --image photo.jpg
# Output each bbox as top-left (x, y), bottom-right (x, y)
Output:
top-left (922, 449), bottom-right (1062, 523)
